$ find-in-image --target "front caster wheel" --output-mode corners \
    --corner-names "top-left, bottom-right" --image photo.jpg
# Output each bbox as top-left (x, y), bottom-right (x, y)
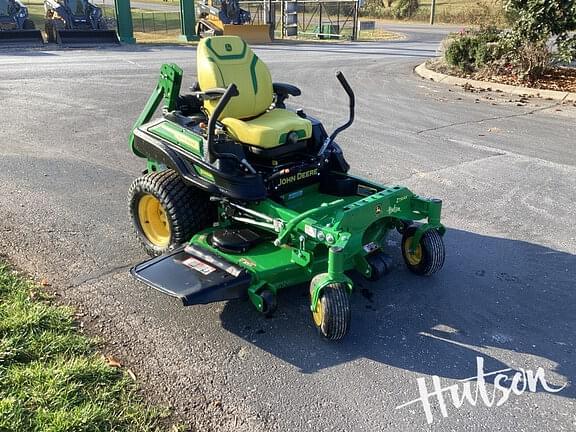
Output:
top-left (401, 226), bottom-right (445, 276)
top-left (311, 283), bottom-right (350, 341)
top-left (260, 290), bottom-right (277, 318)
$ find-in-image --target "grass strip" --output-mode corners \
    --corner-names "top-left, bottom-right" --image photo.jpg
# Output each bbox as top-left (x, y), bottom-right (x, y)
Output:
top-left (0, 261), bottom-right (168, 432)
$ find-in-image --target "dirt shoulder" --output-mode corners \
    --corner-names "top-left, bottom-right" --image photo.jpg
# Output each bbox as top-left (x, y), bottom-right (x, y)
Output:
top-left (416, 59), bottom-right (576, 103)
top-left (426, 58), bottom-right (576, 94)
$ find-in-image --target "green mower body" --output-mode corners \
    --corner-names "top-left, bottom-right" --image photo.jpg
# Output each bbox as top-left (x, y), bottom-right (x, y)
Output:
top-left (128, 39), bottom-right (446, 340)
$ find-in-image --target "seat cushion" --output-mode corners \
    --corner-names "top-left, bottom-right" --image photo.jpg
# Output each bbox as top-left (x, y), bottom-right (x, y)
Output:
top-left (197, 36), bottom-right (273, 120)
top-left (221, 109), bottom-right (313, 149)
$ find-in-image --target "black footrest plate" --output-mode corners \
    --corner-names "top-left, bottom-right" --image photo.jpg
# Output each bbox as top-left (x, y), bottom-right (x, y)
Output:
top-left (131, 245), bottom-right (251, 306)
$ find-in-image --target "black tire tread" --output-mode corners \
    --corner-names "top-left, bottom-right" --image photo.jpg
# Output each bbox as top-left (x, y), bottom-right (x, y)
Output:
top-left (366, 253), bottom-right (392, 281)
top-left (402, 226), bottom-right (445, 276)
top-left (23, 19), bottom-right (35, 30)
top-left (260, 290), bottom-right (277, 317)
top-left (129, 169), bottom-right (214, 257)
top-left (318, 283), bottom-right (350, 341)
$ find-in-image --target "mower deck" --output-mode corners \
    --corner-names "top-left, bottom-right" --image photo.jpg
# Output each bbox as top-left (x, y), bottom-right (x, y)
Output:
top-left (132, 180), bottom-right (442, 312)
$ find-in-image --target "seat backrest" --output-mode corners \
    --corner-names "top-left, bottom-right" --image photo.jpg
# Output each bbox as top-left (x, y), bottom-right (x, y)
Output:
top-left (197, 36), bottom-right (273, 120)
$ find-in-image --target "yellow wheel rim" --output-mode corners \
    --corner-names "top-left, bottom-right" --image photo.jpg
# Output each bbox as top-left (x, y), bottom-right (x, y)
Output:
top-left (138, 194), bottom-right (171, 247)
top-left (404, 236), bottom-right (423, 266)
top-left (312, 297), bottom-right (324, 327)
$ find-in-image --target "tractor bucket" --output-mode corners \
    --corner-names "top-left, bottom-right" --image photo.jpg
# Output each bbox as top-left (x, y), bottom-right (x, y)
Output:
top-left (0, 30), bottom-right (44, 48)
top-left (198, 18), bottom-right (223, 37)
top-left (55, 29), bottom-right (119, 46)
top-left (222, 24), bottom-right (271, 44)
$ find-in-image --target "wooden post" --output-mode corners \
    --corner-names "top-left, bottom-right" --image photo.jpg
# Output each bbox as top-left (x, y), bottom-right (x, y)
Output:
top-left (352, 0), bottom-right (359, 41)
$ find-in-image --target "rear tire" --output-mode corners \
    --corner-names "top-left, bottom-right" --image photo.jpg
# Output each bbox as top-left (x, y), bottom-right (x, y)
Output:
top-left (129, 169), bottom-right (215, 257)
top-left (311, 282), bottom-right (351, 341)
top-left (23, 19), bottom-right (35, 30)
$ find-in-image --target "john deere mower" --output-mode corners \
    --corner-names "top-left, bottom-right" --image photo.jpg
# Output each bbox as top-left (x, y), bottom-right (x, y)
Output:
top-left (128, 36), bottom-right (445, 340)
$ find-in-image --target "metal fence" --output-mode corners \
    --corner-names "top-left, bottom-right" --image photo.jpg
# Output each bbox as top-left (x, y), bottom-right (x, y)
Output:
top-left (131, 11), bottom-right (181, 33)
top-left (100, 0), bottom-right (359, 38)
top-left (239, 0), bottom-right (359, 39)
top-left (101, 5), bottom-right (181, 34)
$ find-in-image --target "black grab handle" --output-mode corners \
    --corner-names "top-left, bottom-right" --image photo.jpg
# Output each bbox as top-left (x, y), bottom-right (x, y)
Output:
top-left (336, 71), bottom-right (355, 107)
top-left (318, 72), bottom-right (355, 156)
top-left (206, 83), bottom-right (239, 163)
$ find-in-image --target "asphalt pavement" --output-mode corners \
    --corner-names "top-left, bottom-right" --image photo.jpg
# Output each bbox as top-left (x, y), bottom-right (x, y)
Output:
top-left (1, 27), bottom-right (575, 431)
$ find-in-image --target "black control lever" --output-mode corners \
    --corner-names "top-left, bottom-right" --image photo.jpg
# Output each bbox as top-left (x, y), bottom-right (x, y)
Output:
top-left (318, 71), bottom-right (355, 156)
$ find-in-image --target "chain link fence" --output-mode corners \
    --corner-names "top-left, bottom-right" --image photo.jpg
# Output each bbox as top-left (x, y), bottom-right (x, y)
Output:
top-left (98, 0), bottom-right (359, 39)
top-left (99, 2), bottom-right (181, 34)
top-left (239, 0), bottom-right (359, 40)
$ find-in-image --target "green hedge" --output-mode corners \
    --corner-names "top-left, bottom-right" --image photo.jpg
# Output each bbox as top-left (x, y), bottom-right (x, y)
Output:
top-left (444, 27), bottom-right (502, 71)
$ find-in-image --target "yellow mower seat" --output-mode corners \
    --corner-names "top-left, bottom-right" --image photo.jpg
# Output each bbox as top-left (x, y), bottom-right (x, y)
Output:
top-left (221, 110), bottom-right (311, 149)
top-left (197, 36), bottom-right (312, 149)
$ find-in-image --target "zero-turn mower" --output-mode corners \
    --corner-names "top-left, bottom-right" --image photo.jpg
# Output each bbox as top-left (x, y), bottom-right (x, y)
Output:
top-left (128, 36), bottom-right (446, 340)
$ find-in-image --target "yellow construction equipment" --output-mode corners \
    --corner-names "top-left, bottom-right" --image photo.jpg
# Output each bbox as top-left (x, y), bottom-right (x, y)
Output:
top-left (196, 0), bottom-right (271, 44)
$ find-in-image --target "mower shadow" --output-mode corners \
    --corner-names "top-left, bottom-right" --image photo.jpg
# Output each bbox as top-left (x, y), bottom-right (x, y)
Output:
top-left (220, 228), bottom-right (575, 397)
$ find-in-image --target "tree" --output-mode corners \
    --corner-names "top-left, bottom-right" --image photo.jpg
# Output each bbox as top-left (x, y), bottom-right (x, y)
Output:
top-left (503, 0), bottom-right (576, 63)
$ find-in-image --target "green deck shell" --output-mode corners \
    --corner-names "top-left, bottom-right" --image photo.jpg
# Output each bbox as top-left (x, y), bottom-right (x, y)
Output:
top-left (189, 182), bottom-right (444, 311)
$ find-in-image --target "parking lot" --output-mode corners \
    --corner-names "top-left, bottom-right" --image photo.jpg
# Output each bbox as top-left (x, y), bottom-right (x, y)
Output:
top-left (1, 27), bottom-right (575, 430)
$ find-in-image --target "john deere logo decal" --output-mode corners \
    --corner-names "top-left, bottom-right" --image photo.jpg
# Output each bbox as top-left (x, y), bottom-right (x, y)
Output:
top-left (225, 43), bottom-right (232, 52)
top-left (278, 168), bottom-right (318, 186)
top-left (375, 205), bottom-right (382, 214)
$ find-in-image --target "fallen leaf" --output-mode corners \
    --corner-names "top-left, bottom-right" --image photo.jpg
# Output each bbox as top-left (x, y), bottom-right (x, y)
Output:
top-left (105, 355), bottom-right (122, 368)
